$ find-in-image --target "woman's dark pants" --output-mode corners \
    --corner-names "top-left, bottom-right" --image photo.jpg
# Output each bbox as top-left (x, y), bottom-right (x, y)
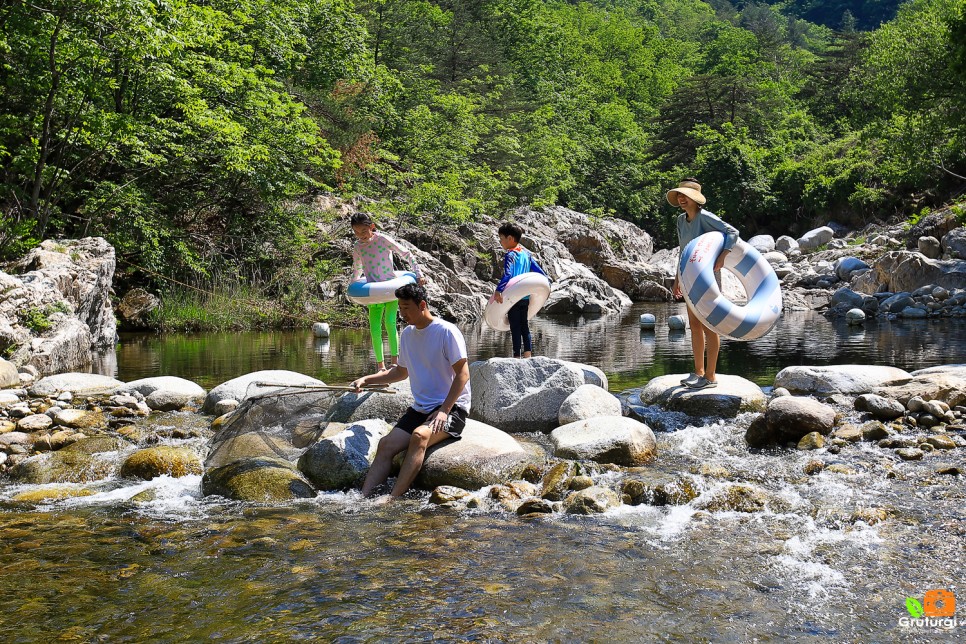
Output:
top-left (507, 299), bottom-right (532, 357)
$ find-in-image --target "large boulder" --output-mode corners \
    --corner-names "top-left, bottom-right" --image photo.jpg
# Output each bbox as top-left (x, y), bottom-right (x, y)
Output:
top-left (853, 394), bottom-right (905, 420)
top-left (748, 235), bottom-right (776, 254)
top-left (543, 275), bottom-right (631, 315)
top-left (918, 236), bottom-right (942, 259)
top-left (116, 288), bottom-right (160, 328)
top-left (560, 361), bottom-right (609, 390)
top-left (324, 380), bottom-right (415, 424)
top-left (0, 358), bottom-right (18, 388)
top-left (297, 419), bottom-right (392, 491)
top-left (115, 376), bottom-right (205, 399)
top-left (774, 365), bottom-right (912, 395)
top-left (765, 396), bottom-right (837, 443)
top-left (469, 357), bottom-right (585, 432)
top-left (851, 251), bottom-right (966, 295)
top-left (550, 416), bottom-right (656, 466)
top-left (775, 236), bottom-right (800, 256)
top-left (558, 385), bottom-right (622, 425)
top-left (30, 373), bottom-right (125, 397)
top-left (797, 226), bottom-right (834, 252)
top-left (637, 374), bottom-right (767, 417)
top-left (120, 447), bottom-right (204, 479)
top-left (0, 238), bottom-right (117, 373)
top-left (201, 457), bottom-right (316, 502)
top-left (872, 372), bottom-right (966, 408)
top-left (564, 486), bottom-right (620, 515)
top-left (834, 257), bottom-right (870, 281)
top-left (907, 212), bottom-right (959, 249)
top-left (9, 437), bottom-right (130, 484)
top-left (203, 370), bottom-right (325, 414)
top-left (413, 419), bottom-right (532, 490)
top-left (942, 227), bottom-right (966, 259)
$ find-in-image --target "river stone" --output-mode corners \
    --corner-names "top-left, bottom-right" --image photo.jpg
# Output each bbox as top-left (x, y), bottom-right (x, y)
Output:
top-left (797, 226), bottom-right (834, 252)
top-left (297, 419), bottom-right (392, 490)
top-left (775, 235), bottom-right (799, 255)
top-left (762, 251), bottom-right (788, 266)
top-left (30, 373), bottom-right (125, 397)
top-left (145, 390), bottom-right (196, 412)
top-left (114, 376), bottom-right (205, 400)
top-left (540, 461), bottom-right (578, 501)
top-left (695, 484), bottom-right (786, 513)
top-left (774, 365), bottom-right (912, 395)
top-left (564, 486), bottom-right (620, 515)
top-left (638, 374), bottom-right (766, 418)
top-left (51, 409), bottom-right (106, 430)
top-left (873, 372), bottom-right (966, 408)
top-left (748, 235), bottom-right (775, 254)
top-left (550, 416), bottom-right (656, 466)
top-left (744, 414), bottom-right (774, 447)
top-left (11, 486), bottom-right (96, 503)
top-left (469, 357), bottom-right (585, 432)
top-left (667, 315), bottom-right (687, 330)
top-left (918, 236), bottom-right (942, 259)
top-left (925, 435), bottom-right (957, 450)
top-left (0, 358), bottom-right (18, 388)
top-left (119, 447), bottom-right (203, 480)
top-left (201, 457), bottom-right (316, 501)
top-left (835, 257), bottom-right (870, 281)
top-left (17, 414), bottom-right (53, 432)
top-left (942, 227), bottom-right (966, 259)
top-left (640, 314), bottom-right (656, 329)
top-left (557, 385), bottom-right (622, 425)
top-left (212, 399), bottom-right (239, 416)
top-left (797, 432), bottom-right (825, 450)
top-left (0, 420), bottom-right (16, 434)
top-left (560, 360), bottom-right (609, 390)
top-left (0, 431), bottom-right (32, 447)
top-left (0, 391), bottom-right (21, 406)
top-left (843, 309), bottom-right (864, 325)
top-left (203, 370), bottom-right (325, 414)
top-left (325, 380), bottom-right (415, 424)
top-left (9, 437), bottom-right (128, 484)
top-left (765, 396), bottom-right (837, 443)
top-left (413, 419), bottom-right (531, 490)
top-left (621, 472), bottom-right (700, 506)
top-left (854, 394), bottom-right (905, 420)
top-left (311, 322), bottom-right (330, 338)
top-left (832, 425), bottom-right (863, 442)
top-left (430, 486), bottom-right (472, 504)
top-left (517, 498), bottom-right (555, 515)
top-left (896, 448), bottom-right (924, 461)
top-left (899, 306), bottom-right (927, 318)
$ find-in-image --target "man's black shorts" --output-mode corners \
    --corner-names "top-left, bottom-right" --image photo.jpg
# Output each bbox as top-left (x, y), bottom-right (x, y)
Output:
top-left (394, 405), bottom-right (467, 439)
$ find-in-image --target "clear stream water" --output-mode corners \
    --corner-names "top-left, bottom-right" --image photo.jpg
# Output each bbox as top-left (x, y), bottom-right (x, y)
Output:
top-left (1, 304), bottom-right (965, 642)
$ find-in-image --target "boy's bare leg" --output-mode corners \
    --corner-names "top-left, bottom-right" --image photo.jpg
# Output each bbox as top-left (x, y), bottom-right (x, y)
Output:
top-left (361, 428), bottom-right (412, 496)
top-left (705, 328), bottom-right (721, 382)
top-left (390, 427), bottom-right (454, 498)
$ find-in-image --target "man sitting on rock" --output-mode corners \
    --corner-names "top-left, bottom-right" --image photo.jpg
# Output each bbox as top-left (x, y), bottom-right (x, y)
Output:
top-left (351, 283), bottom-right (471, 502)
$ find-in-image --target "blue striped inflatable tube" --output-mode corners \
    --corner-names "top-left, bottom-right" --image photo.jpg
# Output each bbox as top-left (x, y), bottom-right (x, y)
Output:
top-left (346, 271), bottom-right (417, 305)
top-left (678, 232), bottom-right (782, 341)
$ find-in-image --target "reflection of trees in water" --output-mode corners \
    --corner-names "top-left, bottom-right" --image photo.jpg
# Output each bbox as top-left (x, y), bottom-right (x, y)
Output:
top-left (106, 307), bottom-right (966, 390)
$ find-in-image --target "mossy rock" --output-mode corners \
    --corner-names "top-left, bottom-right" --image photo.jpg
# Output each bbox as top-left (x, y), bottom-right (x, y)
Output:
top-left (9, 437), bottom-right (128, 484)
top-left (11, 486), bottom-right (95, 503)
top-left (563, 486), bottom-right (620, 515)
top-left (540, 461), bottom-right (578, 501)
top-left (695, 484), bottom-right (788, 514)
top-left (621, 474), bottom-right (700, 506)
top-left (201, 457), bottom-right (316, 502)
top-left (121, 447), bottom-right (203, 480)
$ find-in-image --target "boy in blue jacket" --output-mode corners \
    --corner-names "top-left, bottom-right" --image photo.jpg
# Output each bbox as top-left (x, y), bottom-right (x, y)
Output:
top-left (493, 222), bottom-right (548, 358)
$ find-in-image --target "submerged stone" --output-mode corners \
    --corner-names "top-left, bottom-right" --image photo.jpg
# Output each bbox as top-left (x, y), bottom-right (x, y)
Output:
top-left (202, 457), bottom-right (316, 502)
top-left (120, 447), bottom-right (203, 480)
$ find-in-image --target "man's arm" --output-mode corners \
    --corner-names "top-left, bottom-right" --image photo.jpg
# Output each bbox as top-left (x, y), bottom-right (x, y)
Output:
top-left (350, 364), bottom-right (409, 391)
top-left (428, 358), bottom-right (469, 434)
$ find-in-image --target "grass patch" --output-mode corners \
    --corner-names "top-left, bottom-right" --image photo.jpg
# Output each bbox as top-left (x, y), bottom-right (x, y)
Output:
top-left (19, 301), bottom-right (71, 333)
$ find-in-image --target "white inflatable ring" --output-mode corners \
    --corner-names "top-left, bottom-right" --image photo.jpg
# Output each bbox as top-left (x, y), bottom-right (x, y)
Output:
top-left (346, 271), bottom-right (417, 305)
top-left (678, 232), bottom-right (782, 340)
top-left (484, 272), bottom-right (552, 331)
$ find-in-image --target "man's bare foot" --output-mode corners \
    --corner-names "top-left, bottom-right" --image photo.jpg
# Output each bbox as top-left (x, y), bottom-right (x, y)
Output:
top-left (371, 494), bottom-right (395, 505)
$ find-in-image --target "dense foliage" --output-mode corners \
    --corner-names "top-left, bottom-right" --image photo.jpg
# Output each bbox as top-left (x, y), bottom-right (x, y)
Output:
top-left (1, 0), bottom-right (963, 293)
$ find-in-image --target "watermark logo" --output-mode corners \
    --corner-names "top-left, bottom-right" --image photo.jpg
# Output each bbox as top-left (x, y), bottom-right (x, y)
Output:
top-left (900, 589), bottom-right (958, 628)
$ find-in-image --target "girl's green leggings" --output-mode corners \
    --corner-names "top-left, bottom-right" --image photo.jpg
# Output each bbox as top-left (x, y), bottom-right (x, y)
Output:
top-left (368, 300), bottom-right (399, 363)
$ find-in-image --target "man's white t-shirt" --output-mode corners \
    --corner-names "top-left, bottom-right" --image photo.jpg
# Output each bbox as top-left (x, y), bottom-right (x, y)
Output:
top-left (397, 318), bottom-right (472, 413)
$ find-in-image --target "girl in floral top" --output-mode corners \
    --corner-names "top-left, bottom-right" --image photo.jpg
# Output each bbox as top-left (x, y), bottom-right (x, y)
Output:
top-left (351, 213), bottom-right (424, 371)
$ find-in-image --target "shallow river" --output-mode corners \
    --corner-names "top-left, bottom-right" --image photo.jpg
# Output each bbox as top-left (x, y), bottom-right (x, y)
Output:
top-left (1, 304), bottom-right (964, 642)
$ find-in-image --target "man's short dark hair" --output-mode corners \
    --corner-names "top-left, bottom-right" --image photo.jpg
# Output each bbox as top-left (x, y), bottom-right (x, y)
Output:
top-left (350, 212), bottom-right (375, 226)
top-left (395, 282), bottom-right (428, 305)
top-left (498, 222), bottom-right (523, 242)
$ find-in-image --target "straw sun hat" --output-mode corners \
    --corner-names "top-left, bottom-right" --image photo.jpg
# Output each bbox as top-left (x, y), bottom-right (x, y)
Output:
top-left (666, 180), bottom-right (706, 206)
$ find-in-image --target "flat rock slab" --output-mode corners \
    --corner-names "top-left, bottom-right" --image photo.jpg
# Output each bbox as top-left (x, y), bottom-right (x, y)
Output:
top-left (414, 419), bottom-right (532, 490)
top-left (637, 374), bottom-right (766, 418)
top-left (550, 416), bottom-right (656, 466)
top-left (0, 358), bottom-right (18, 388)
top-left (114, 376), bottom-right (206, 398)
top-left (30, 373), bottom-right (125, 397)
top-left (872, 372), bottom-right (966, 408)
top-left (774, 365), bottom-right (912, 395)
top-left (203, 370), bottom-right (325, 414)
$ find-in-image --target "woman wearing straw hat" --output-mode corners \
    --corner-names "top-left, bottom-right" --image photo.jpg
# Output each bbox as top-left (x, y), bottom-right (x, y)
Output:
top-left (668, 178), bottom-right (740, 390)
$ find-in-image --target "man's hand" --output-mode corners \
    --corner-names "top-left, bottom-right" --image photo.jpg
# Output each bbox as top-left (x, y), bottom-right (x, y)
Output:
top-left (349, 377), bottom-right (367, 393)
top-left (429, 410), bottom-right (449, 434)
top-left (494, 291), bottom-right (503, 304)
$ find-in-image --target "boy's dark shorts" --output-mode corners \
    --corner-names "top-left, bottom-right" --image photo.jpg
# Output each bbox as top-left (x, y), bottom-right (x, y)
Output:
top-left (394, 405), bottom-right (467, 440)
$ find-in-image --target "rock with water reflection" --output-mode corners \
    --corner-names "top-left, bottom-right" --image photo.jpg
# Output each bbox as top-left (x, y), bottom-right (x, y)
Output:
top-left (297, 419), bottom-right (392, 490)
top-left (636, 374), bottom-right (766, 418)
top-left (774, 365), bottom-right (912, 395)
top-left (413, 419), bottom-right (532, 491)
top-left (202, 370), bottom-right (326, 414)
top-left (324, 381), bottom-right (415, 424)
top-left (469, 357), bottom-right (585, 432)
top-left (30, 373), bottom-right (125, 398)
top-left (9, 436), bottom-right (130, 484)
top-left (202, 457), bottom-right (316, 501)
top-left (550, 416), bottom-right (656, 466)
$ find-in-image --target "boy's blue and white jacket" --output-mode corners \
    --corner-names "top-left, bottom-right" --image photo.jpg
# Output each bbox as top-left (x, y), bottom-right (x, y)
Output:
top-left (496, 245), bottom-right (548, 298)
